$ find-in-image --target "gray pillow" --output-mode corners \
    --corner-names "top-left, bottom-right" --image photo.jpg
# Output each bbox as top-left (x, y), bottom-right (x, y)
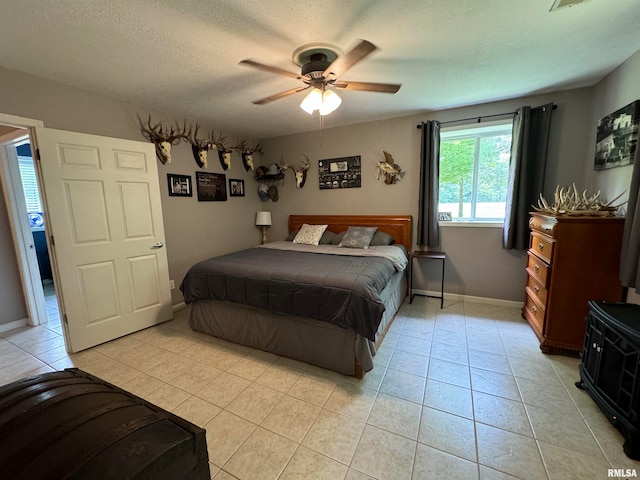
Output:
top-left (287, 229), bottom-right (335, 244)
top-left (331, 231), bottom-right (346, 245)
top-left (338, 226), bottom-right (378, 249)
top-left (369, 231), bottom-right (395, 246)
top-left (285, 229), bottom-right (299, 241)
top-left (319, 230), bottom-right (336, 244)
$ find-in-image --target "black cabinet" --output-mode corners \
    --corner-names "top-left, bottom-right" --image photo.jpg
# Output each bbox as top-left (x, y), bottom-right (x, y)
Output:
top-left (33, 230), bottom-right (52, 281)
top-left (577, 300), bottom-right (640, 459)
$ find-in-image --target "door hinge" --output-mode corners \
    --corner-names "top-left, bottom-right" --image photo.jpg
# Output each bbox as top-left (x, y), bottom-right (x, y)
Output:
top-left (35, 148), bottom-right (41, 161)
top-left (63, 314), bottom-right (68, 325)
top-left (50, 235), bottom-right (55, 246)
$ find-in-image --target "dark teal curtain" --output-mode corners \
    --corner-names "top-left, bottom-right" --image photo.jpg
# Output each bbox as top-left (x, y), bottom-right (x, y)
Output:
top-left (417, 121), bottom-right (440, 247)
top-left (620, 144), bottom-right (640, 293)
top-left (502, 104), bottom-right (554, 250)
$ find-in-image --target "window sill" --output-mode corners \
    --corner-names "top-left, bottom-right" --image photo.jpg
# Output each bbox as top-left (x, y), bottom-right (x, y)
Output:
top-left (439, 221), bottom-right (503, 228)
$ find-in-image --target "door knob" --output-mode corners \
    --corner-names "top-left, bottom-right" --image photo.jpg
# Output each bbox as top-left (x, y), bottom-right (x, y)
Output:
top-left (151, 242), bottom-right (164, 249)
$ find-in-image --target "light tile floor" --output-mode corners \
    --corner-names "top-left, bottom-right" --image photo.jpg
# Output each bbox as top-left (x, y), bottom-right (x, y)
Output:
top-left (2, 297), bottom-right (640, 479)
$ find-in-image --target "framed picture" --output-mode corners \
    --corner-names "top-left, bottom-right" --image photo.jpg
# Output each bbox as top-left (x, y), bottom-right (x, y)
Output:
top-left (318, 156), bottom-right (361, 189)
top-left (195, 172), bottom-right (227, 201)
top-left (594, 100), bottom-right (639, 170)
top-left (229, 178), bottom-right (245, 197)
top-left (167, 174), bottom-right (192, 197)
top-left (438, 212), bottom-right (452, 221)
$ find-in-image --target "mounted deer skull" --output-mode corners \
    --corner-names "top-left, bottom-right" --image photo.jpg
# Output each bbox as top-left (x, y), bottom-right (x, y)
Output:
top-left (234, 140), bottom-right (264, 171)
top-left (145, 116), bottom-right (189, 164)
top-left (294, 155), bottom-right (311, 189)
top-left (188, 124), bottom-right (216, 168)
top-left (215, 133), bottom-right (232, 170)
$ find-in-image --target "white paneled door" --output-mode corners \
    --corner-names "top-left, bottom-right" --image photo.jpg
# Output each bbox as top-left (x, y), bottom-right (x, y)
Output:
top-left (34, 127), bottom-right (172, 352)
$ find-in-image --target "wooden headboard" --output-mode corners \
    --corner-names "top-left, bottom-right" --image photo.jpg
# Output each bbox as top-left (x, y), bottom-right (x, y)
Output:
top-left (288, 215), bottom-right (413, 253)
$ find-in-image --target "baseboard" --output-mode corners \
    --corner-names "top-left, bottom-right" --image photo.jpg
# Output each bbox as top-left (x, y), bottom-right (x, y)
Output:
top-left (413, 289), bottom-right (523, 309)
top-left (172, 302), bottom-right (188, 313)
top-left (0, 318), bottom-right (28, 333)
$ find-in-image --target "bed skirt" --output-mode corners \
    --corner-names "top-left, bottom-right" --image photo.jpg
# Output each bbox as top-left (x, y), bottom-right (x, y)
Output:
top-left (188, 271), bottom-right (406, 377)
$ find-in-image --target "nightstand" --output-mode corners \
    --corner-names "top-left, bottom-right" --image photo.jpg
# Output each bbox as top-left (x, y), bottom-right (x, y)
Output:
top-left (409, 250), bottom-right (446, 308)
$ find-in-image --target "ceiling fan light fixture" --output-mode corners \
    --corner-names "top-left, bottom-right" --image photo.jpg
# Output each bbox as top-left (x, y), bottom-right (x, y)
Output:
top-left (319, 89), bottom-right (342, 116)
top-left (300, 88), bottom-right (342, 116)
top-left (300, 87), bottom-right (323, 114)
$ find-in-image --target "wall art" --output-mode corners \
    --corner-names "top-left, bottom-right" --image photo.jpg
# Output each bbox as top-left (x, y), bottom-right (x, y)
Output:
top-left (167, 174), bottom-right (192, 197)
top-left (318, 156), bottom-right (361, 189)
top-left (196, 172), bottom-right (227, 201)
top-left (594, 100), bottom-right (639, 170)
top-left (229, 178), bottom-right (245, 197)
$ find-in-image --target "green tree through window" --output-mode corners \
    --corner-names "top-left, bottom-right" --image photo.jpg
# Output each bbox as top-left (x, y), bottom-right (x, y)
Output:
top-left (439, 123), bottom-right (512, 221)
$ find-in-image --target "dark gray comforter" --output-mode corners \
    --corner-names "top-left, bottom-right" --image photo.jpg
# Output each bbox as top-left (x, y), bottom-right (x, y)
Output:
top-left (180, 246), bottom-right (401, 341)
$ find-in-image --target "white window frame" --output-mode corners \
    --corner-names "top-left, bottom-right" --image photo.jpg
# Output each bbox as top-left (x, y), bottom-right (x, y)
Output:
top-left (439, 120), bottom-right (513, 225)
top-left (18, 154), bottom-right (42, 214)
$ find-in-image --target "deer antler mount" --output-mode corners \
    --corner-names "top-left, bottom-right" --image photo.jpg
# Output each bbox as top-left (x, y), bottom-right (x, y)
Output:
top-left (234, 140), bottom-right (264, 171)
top-left (145, 116), bottom-right (190, 164)
top-left (188, 124), bottom-right (216, 169)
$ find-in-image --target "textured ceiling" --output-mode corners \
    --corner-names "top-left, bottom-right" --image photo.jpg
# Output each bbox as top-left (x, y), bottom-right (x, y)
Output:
top-left (1, 0), bottom-right (639, 139)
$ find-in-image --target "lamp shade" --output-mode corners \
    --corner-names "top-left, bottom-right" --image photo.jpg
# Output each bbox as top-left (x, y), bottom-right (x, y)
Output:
top-left (319, 90), bottom-right (342, 116)
top-left (300, 87), bottom-right (342, 116)
top-left (299, 88), bottom-right (323, 114)
top-left (255, 211), bottom-right (272, 226)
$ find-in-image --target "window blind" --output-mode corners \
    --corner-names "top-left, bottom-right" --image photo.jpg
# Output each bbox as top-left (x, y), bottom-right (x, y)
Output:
top-left (18, 155), bottom-right (42, 213)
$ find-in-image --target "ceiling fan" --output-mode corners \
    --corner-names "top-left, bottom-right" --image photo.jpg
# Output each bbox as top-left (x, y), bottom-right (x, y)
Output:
top-left (239, 40), bottom-right (401, 115)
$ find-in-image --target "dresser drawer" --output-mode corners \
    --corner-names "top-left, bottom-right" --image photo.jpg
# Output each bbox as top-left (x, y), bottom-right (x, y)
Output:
top-left (526, 252), bottom-right (550, 288)
top-left (524, 292), bottom-right (546, 333)
top-left (526, 274), bottom-right (548, 306)
top-left (530, 232), bottom-right (554, 264)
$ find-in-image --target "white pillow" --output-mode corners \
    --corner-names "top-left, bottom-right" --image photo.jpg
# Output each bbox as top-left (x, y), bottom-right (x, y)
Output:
top-left (293, 223), bottom-right (328, 246)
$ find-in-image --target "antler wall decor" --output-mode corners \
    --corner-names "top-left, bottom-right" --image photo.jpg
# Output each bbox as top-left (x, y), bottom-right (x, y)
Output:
top-left (376, 151), bottom-right (404, 184)
top-left (276, 156), bottom-right (310, 188)
top-left (234, 140), bottom-right (264, 171)
top-left (188, 124), bottom-right (216, 168)
top-left (293, 155), bottom-right (311, 189)
top-left (533, 183), bottom-right (626, 216)
top-left (145, 116), bottom-right (190, 164)
top-left (214, 133), bottom-right (233, 171)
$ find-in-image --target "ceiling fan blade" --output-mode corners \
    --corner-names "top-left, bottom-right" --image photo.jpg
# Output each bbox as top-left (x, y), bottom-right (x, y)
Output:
top-left (239, 59), bottom-right (301, 80)
top-left (323, 39), bottom-right (377, 79)
top-left (252, 85), bottom-right (311, 105)
top-left (333, 81), bottom-right (401, 93)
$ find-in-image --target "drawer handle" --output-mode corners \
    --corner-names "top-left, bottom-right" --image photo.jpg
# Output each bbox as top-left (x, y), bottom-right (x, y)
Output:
top-left (532, 306), bottom-right (537, 313)
top-left (538, 243), bottom-right (544, 251)
top-left (534, 285), bottom-right (540, 293)
top-left (534, 265), bottom-right (540, 272)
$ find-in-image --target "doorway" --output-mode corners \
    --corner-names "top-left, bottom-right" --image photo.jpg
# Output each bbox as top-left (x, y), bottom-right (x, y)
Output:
top-left (15, 139), bottom-right (62, 329)
top-left (0, 113), bottom-right (50, 331)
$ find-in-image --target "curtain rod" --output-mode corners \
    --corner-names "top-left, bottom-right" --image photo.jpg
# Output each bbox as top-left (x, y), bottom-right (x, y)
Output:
top-left (416, 104), bottom-right (557, 129)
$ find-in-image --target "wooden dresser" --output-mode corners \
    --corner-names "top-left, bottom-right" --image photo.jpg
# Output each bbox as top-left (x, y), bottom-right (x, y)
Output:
top-left (523, 212), bottom-right (625, 353)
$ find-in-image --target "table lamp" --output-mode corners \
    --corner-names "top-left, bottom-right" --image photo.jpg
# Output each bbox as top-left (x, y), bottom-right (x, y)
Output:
top-left (255, 211), bottom-right (272, 244)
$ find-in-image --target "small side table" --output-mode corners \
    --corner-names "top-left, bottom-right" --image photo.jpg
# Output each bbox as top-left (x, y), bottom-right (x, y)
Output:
top-left (409, 250), bottom-right (446, 308)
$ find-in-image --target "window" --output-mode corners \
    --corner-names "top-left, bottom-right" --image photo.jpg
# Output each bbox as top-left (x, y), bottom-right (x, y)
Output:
top-left (16, 142), bottom-right (44, 230)
top-left (438, 122), bottom-right (512, 222)
top-left (18, 155), bottom-right (42, 214)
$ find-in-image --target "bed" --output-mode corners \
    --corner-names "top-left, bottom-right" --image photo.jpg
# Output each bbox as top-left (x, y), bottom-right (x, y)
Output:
top-left (180, 214), bottom-right (412, 377)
